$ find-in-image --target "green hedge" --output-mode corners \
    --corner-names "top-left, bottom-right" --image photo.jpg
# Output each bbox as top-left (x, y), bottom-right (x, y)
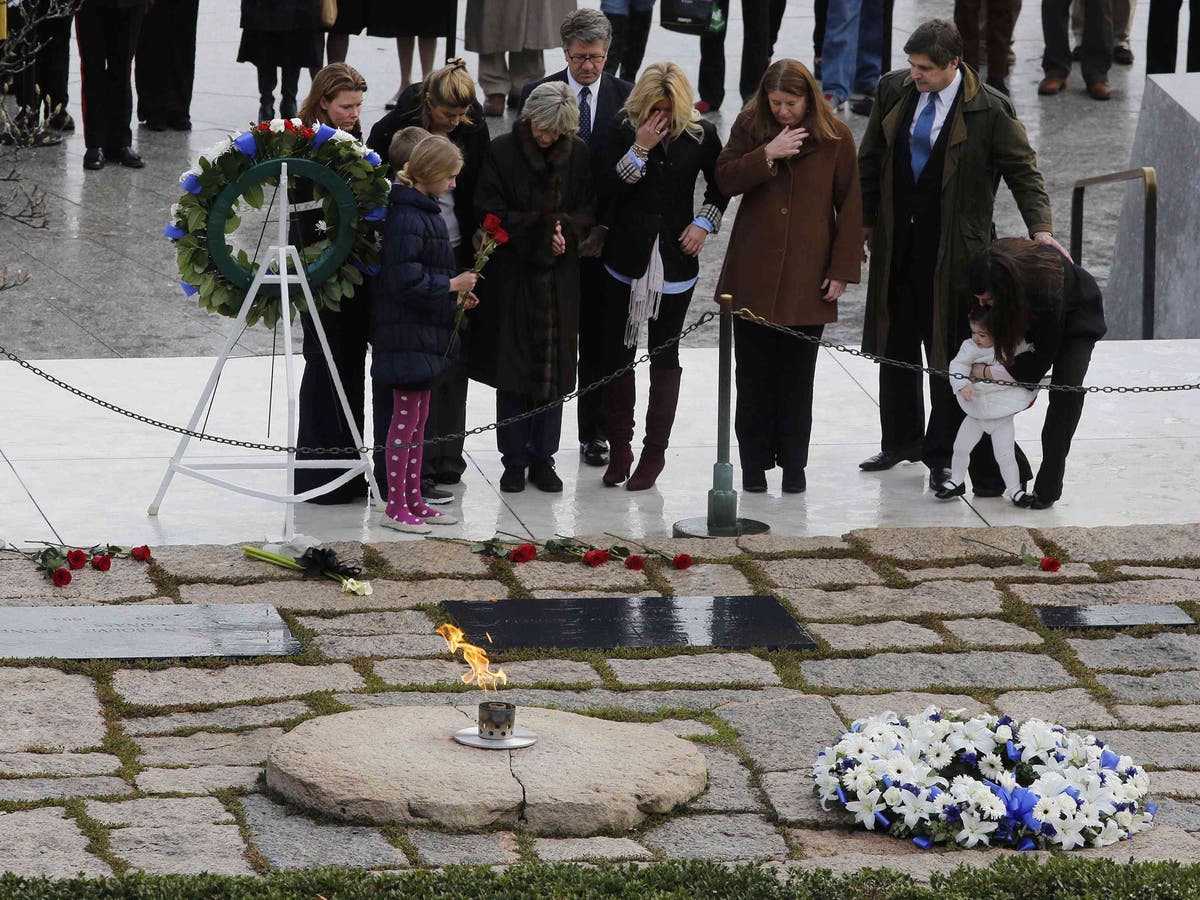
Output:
top-left (2, 857), bottom-right (1199, 899)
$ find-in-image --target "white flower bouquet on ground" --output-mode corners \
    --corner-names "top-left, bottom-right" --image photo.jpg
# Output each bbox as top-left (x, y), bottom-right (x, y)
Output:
top-left (811, 707), bottom-right (1156, 851)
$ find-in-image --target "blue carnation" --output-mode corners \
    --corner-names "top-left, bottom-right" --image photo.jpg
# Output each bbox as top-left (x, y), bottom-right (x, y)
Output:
top-left (311, 123), bottom-right (336, 149)
top-left (181, 281), bottom-right (199, 297)
top-left (363, 206), bottom-right (387, 222)
top-left (163, 223), bottom-right (186, 240)
top-left (181, 172), bottom-right (201, 194)
top-left (365, 150), bottom-right (382, 167)
top-left (233, 131), bottom-right (258, 157)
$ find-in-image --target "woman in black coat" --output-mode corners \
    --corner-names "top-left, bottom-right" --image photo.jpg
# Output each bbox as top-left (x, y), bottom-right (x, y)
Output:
top-left (968, 238), bottom-right (1107, 509)
top-left (238, 0), bottom-right (323, 121)
top-left (597, 62), bottom-right (728, 491)
top-left (367, 61), bottom-right (491, 490)
top-left (469, 82), bottom-right (595, 494)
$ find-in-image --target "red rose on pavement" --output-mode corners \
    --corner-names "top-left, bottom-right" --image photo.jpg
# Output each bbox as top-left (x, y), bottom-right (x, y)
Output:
top-left (131, 545), bottom-right (152, 562)
top-left (583, 548), bottom-right (610, 567)
top-left (91, 554), bottom-right (112, 572)
top-left (66, 549), bottom-right (88, 570)
top-left (507, 543), bottom-right (537, 563)
top-left (625, 554), bottom-right (645, 571)
top-left (52, 567), bottom-right (72, 587)
top-left (673, 553), bottom-right (693, 570)
top-left (483, 213), bottom-right (502, 233)
top-left (1040, 556), bottom-right (1062, 572)
top-left (493, 227), bottom-right (510, 244)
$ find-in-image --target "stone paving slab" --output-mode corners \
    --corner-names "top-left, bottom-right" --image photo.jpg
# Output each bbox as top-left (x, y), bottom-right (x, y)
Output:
top-left (661, 564), bottom-right (755, 597)
top-left (761, 772), bottom-right (845, 826)
top-left (1081, 825), bottom-right (1200, 863)
top-left (294, 611), bottom-right (435, 635)
top-left (315, 633), bottom-right (449, 659)
top-left (807, 621), bottom-right (943, 651)
top-left (113, 662), bottom-right (364, 706)
top-left (1150, 798), bottom-right (1200, 832)
top-left (649, 718), bottom-right (718, 737)
top-left (993, 689), bottom-right (1118, 728)
top-left (761, 559), bottom-right (885, 589)
top-left (1041, 525), bottom-right (1200, 563)
top-left (605, 653), bottom-right (781, 687)
top-left (150, 544), bottom-right (310, 582)
top-left (850, 527), bottom-right (1038, 563)
top-left (831, 692), bottom-right (989, 723)
top-left (637, 537), bottom-right (745, 559)
top-left (789, 828), bottom-right (928, 860)
top-left (802, 652), bottom-right (1074, 691)
top-left (1150, 771), bottom-right (1200, 798)
top-left (0, 776), bottom-right (133, 801)
top-left (1118, 705), bottom-right (1200, 727)
top-left (122, 700), bottom-right (310, 736)
top-left (941, 618), bottom-right (1045, 647)
top-left (530, 590), bottom-right (661, 599)
top-left (373, 657), bottom-right (601, 687)
top-left (86, 797), bottom-right (233, 827)
top-left (782, 581), bottom-right (1004, 620)
top-left (367, 540), bottom-right (489, 576)
top-left (717, 696), bottom-right (845, 773)
top-left (512, 561), bottom-right (651, 592)
top-left (534, 837), bottom-right (653, 862)
top-left (736, 535), bottom-right (850, 554)
top-left (1009, 580), bottom-right (1200, 607)
top-left (1117, 566), bottom-right (1200, 581)
top-left (1070, 633), bottom-right (1200, 671)
top-left (408, 829), bottom-right (519, 866)
top-left (338, 686), bottom-right (807, 714)
top-left (1099, 672), bottom-right (1200, 704)
top-left (902, 563), bottom-right (1096, 582)
top-left (135, 728), bottom-right (284, 766)
top-left (179, 579), bottom-right (509, 610)
top-left (240, 794), bottom-right (409, 870)
top-left (643, 813), bottom-right (787, 861)
top-left (1091, 731), bottom-right (1200, 769)
top-left (0, 751), bottom-right (121, 776)
top-left (0, 556), bottom-right (159, 604)
top-left (136, 765), bottom-right (263, 795)
top-left (0, 806), bottom-right (110, 878)
top-left (690, 746), bottom-right (760, 812)
top-left (0, 667), bottom-right (105, 751)
top-left (107, 821), bottom-right (254, 875)
top-left (373, 659), bottom-right (467, 686)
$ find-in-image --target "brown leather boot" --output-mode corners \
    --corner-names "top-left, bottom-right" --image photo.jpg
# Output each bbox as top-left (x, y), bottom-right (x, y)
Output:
top-left (1038, 76), bottom-right (1066, 95)
top-left (626, 366), bottom-right (682, 492)
top-left (601, 371), bottom-right (636, 486)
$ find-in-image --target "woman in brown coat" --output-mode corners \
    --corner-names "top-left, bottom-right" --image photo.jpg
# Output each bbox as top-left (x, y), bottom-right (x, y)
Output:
top-left (716, 59), bottom-right (862, 494)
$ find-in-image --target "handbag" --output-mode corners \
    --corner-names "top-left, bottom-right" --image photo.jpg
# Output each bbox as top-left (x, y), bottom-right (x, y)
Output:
top-left (659, 0), bottom-right (715, 36)
top-left (321, 0), bottom-right (338, 29)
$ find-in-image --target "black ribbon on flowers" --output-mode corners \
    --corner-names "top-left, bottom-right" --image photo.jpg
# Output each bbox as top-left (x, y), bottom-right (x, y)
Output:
top-left (299, 547), bottom-right (361, 579)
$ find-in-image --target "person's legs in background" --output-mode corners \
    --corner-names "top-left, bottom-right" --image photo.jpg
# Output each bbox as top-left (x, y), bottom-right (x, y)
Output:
top-left (696, 0), bottom-right (729, 110)
top-left (773, 324), bottom-right (822, 492)
top-left (1032, 337), bottom-right (1096, 505)
top-left (1079, 0), bottom-right (1114, 96)
top-left (479, 52), bottom-right (510, 115)
top-left (733, 317), bottom-right (777, 490)
top-left (820, 0), bottom-right (865, 106)
top-left (621, 0), bottom-right (655, 82)
top-left (626, 289), bottom-right (691, 491)
top-left (849, 0), bottom-right (883, 114)
top-left (814, 0), bottom-right (829, 77)
top-left (602, 0), bottom-right (630, 76)
top-left (984, 0), bottom-right (1016, 91)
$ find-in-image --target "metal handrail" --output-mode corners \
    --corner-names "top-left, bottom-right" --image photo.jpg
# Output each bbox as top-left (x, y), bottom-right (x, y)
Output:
top-left (1069, 167), bottom-right (1157, 339)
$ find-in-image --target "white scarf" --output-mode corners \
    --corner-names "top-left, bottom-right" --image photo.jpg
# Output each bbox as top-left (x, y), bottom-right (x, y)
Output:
top-left (624, 235), bottom-right (665, 348)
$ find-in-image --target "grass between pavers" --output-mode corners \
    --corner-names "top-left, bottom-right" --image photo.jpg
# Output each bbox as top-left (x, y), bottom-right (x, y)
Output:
top-left (61, 797), bottom-right (125, 877)
top-left (215, 790), bottom-right (272, 875)
top-left (3, 856), bottom-right (1200, 898)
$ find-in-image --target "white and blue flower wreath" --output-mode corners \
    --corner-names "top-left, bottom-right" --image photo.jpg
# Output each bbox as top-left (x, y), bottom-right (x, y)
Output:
top-left (812, 707), bottom-right (1156, 851)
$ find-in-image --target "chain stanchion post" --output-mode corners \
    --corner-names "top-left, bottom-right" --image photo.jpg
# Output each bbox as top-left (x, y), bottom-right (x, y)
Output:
top-left (673, 294), bottom-right (769, 539)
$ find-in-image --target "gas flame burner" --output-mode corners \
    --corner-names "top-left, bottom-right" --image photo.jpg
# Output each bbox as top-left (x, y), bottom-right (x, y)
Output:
top-left (454, 701), bottom-right (538, 750)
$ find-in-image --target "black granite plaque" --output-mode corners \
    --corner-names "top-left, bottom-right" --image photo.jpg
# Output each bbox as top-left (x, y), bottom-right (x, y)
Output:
top-left (441, 595), bottom-right (816, 651)
top-left (0, 604), bottom-right (301, 660)
top-left (1037, 603), bottom-right (1197, 630)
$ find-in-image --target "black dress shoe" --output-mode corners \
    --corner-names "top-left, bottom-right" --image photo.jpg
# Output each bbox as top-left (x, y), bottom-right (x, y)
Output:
top-left (420, 478), bottom-right (453, 505)
top-left (742, 469), bottom-right (767, 493)
top-left (434, 469), bottom-right (462, 485)
top-left (935, 480), bottom-right (966, 500)
top-left (528, 459), bottom-right (563, 493)
top-left (142, 118), bottom-right (167, 132)
top-left (929, 467), bottom-right (952, 489)
top-left (1030, 494), bottom-right (1055, 510)
top-left (168, 116), bottom-right (192, 131)
top-left (782, 469), bottom-right (806, 493)
top-left (972, 485), bottom-right (1005, 498)
top-left (849, 95), bottom-right (874, 116)
top-left (499, 466), bottom-right (525, 493)
top-left (859, 448), bottom-right (921, 471)
top-left (83, 148), bottom-right (105, 170)
top-left (581, 439), bottom-right (609, 467)
top-left (113, 147), bottom-right (144, 168)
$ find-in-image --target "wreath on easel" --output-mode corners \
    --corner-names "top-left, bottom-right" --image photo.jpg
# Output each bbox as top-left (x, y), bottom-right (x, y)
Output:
top-left (163, 119), bottom-right (391, 328)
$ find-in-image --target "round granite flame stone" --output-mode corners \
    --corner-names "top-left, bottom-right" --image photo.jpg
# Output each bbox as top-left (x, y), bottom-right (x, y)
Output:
top-left (266, 706), bottom-right (708, 835)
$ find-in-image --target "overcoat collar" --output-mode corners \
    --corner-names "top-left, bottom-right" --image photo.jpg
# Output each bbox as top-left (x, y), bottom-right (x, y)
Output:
top-left (880, 65), bottom-right (985, 188)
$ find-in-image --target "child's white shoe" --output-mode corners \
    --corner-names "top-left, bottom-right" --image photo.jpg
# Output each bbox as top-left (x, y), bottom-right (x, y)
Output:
top-left (380, 516), bottom-right (431, 534)
top-left (422, 511), bottom-right (458, 525)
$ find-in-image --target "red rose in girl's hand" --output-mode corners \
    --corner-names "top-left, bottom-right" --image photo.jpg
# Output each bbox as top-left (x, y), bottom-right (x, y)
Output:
top-left (625, 554), bottom-right (645, 571)
top-left (673, 553), bottom-right (693, 570)
top-left (66, 549), bottom-right (88, 570)
top-left (507, 543), bottom-right (537, 563)
top-left (52, 567), bottom-right (72, 587)
top-left (583, 548), bottom-right (610, 567)
top-left (493, 227), bottom-right (510, 244)
top-left (131, 545), bottom-right (152, 562)
top-left (91, 554), bottom-right (112, 572)
top-left (483, 213), bottom-right (502, 233)
top-left (1040, 556), bottom-right (1062, 572)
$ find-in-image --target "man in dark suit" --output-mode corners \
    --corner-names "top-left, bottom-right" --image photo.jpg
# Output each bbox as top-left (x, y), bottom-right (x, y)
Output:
top-left (857, 19), bottom-right (1068, 495)
top-left (521, 8), bottom-right (633, 468)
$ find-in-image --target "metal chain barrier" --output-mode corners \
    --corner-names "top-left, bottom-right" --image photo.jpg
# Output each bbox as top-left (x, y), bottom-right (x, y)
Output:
top-left (3, 306), bottom-right (1196, 456)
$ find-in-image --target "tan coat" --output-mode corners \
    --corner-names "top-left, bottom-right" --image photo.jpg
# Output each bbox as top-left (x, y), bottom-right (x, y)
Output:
top-left (464, 0), bottom-right (576, 55)
top-left (715, 108), bottom-right (863, 327)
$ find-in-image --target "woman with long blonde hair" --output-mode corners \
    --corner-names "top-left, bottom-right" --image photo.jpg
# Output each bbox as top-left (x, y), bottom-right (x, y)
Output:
top-left (596, 62), bottom-right (728, 491)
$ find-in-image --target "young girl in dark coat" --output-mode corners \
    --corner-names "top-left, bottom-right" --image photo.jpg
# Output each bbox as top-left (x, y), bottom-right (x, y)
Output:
top-left (372, 135), bottom-right (480, 533)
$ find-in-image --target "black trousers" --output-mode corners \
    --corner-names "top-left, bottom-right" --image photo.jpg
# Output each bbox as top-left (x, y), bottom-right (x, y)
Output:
top-left (1033, 335), bottom-right (1096, 502)
top-left (12, 7), bottom-right (72, 120)
top-left (1042, 0), bottom-right (1112, 82)
top-left (734, 318), bottom-right (823, 473)
top-left (698, 0), bottom-right (788, 106)
top-left (814, 0), bottom-right (828, 56)
top-left (1147, 0), bottom-right (1200, 73)
top-left (135, 0), bottom-right (198, 125)
top-left (420, 241), bottom-right (473, 480)
top-left (296, 297), bottom-right (372, 503)
top-left (496, 390), bottom-right (563, 468)
top-left (76, 2), bottom-right (144, 151)
top-left (600, 274), bottom-right (693, 372)
top-left (576, 257), bottom-right (607, 443)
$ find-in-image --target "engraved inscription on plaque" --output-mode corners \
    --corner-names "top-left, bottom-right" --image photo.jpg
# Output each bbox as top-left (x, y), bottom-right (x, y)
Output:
top-left (0, 604), bottom-right (301, 660)
top-left (1037, 603), bottom-right (1197, 630)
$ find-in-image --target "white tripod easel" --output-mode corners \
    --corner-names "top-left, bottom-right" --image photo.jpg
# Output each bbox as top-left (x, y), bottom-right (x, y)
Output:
top-left (148, 162), bottom-right (382, 542)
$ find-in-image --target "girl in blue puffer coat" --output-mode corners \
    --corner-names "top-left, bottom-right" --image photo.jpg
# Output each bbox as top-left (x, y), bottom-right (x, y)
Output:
top-left (372, 135), bottom-right (479, 533)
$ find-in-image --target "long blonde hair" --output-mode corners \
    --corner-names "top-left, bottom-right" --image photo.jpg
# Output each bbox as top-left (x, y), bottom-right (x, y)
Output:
top-left (396, 135), bottom-right (463, 189)
top-left (419, 59), bottom-right (477, 130)
top-left (624, 62), bottom-right (703, 141)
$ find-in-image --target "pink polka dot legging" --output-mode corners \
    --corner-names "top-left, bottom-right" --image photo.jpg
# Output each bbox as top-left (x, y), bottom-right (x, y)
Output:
top-left (384, 388), bottom-right (448, 526)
